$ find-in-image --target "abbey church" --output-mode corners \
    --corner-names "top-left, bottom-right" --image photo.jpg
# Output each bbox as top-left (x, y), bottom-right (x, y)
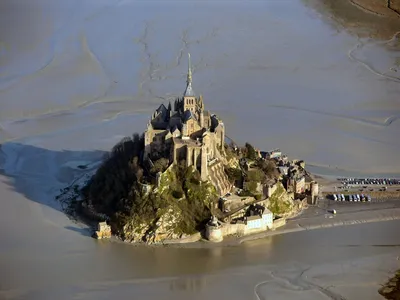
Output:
top-left (144, 54), bottom-right (231, 195)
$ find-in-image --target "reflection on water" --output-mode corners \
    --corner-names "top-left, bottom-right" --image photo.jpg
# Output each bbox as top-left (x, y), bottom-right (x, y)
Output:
top-left (169, 276), bottom-right (208, 292)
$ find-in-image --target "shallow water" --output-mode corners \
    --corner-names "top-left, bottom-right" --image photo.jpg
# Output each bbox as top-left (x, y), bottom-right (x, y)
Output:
top-left (0, 0), bottom-right (399, 299)
top-left (0, 0), bottom-right (399, 173)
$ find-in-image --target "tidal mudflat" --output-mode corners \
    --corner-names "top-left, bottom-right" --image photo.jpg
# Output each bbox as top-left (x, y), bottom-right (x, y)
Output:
top-left (0, 0), bottom-right (399, 299)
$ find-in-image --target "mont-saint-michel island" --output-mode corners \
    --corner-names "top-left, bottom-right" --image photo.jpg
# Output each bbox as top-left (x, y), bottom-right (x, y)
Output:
top-left (58, 54), bottom-right (321, 245)
top-left (57, 53), bottom-right (400, 248)
top-left (3, 1), bottom-right (400, 299)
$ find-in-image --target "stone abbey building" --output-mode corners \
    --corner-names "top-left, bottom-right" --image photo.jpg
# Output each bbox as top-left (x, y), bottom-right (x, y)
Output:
top-left (144, 54), bottom-right (231, 195)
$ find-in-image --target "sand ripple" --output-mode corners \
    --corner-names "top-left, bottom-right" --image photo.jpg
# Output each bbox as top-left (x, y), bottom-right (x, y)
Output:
top-left (348, 31), bottom-right (400, 83)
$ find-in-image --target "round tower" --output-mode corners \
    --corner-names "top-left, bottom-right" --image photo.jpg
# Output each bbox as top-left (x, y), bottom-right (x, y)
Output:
top-left (310, 181), bottom-right (319, 205)
top-left (205, 216), bottom-right (223, 242)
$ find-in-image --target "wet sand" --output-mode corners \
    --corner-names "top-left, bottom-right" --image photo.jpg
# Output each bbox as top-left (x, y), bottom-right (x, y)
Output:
top-left (0, 0), bottom-right (400, 299)
top-left (235, 200), bottom-right (400, 245)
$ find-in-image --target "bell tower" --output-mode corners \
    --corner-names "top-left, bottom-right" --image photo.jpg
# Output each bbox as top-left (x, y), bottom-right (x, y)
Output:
top-left (183, 53), bottom-right (196, 113)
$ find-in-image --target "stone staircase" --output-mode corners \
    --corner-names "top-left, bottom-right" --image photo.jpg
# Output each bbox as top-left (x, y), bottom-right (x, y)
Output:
top-left (208, 161), bottom-right (232, 196)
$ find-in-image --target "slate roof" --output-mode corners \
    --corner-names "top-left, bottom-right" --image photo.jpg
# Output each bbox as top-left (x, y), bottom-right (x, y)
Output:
top-left (184, 82), bottom-right (195, 97)
top-left (183, 110), bottom-right (197, 122)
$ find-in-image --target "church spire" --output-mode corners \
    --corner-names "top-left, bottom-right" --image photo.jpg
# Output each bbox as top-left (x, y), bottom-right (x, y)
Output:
top-left (187, 53), bottom-right (192, 85)
top-left (184, 53), bottom-right (195, 97)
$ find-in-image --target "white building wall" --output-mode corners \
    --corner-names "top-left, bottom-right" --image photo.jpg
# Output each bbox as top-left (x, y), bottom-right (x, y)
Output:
top-left (247, 212), bottom-right (273, 231)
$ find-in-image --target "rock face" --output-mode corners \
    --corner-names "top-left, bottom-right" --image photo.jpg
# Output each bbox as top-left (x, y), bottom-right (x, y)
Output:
top-left (122, 208), bottom-right (184, 244)
top-left (108, 165), bottom-right (216, 244)
top-left (153, 208), bottom-right (183, 242)
top-left (379, 270), bottom-right (400, 299)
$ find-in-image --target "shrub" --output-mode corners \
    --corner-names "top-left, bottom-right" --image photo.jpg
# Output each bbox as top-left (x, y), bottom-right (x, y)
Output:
top-left (267, 184), bottom-right (291, 215)
top-left (245, 181), bottom-right (258, 193)
top-left (245, 169), bottom-right (265, 183)
top-left (172, 190), bottom-right (184, 199)
top-left (150, 158), bottom-right (169, 174)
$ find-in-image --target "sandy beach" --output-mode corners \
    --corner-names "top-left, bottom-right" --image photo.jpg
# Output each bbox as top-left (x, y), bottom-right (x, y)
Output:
top-left (0, 0), bottom-right (400, 299)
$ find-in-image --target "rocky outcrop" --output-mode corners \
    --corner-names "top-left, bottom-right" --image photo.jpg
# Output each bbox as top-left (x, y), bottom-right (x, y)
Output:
top-left (122, 207), bottom-right (184, 244)
top-left (208, 161), bottom-right (232, 196)
top-left (267, 182), bottom-right (295, 215)
top-left (152, 208), bottom-right (183, 242)
top-left (379, 270), bottom-right (400, 299)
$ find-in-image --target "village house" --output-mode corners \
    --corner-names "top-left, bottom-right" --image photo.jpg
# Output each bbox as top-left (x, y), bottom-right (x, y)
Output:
top-left (244, 205), bottom-right (274, 231)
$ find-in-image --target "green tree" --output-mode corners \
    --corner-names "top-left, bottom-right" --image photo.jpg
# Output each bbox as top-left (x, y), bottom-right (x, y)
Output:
top-left (245, 143), bottom-right (257, 160)
top-left (225, 167), bottom-right (242, 182)
top-left (245, 181), bottom-right (258, 193)
top-left (245, 169), bottom-right (265, 182)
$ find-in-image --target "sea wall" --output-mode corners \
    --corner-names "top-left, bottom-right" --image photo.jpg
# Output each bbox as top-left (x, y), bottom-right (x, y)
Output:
top-left (272, 218), bottom-right (286, 229)
top-left (220, 223), bottom-right (245, 236)
top-left (163, 232), bottom-right (202, 244)
top-left (212, 218), bottom-right (284, 241)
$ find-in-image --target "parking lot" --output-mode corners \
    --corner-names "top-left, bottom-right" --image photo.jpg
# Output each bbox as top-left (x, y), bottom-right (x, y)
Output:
top-left (336, 177), bottom-right (400, 192)
top-left (327, 194), bottom-right (386, 203)
top-left (337, 177), bottom-right (400, 186)
top-left (320, 177), bottom-right (400, 201)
